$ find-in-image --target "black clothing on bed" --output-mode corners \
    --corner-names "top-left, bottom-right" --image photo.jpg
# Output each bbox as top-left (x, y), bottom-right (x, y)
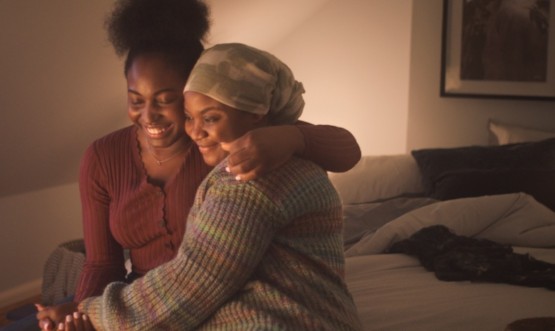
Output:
top-left (388, 225), bottom-right (555, 290)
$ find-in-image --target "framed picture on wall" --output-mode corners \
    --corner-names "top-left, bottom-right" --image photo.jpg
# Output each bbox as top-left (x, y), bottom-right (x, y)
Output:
top-left (440, 0), bottom-right (555, 100)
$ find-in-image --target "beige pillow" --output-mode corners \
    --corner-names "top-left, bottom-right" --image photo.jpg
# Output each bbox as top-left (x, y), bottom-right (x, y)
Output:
top-left (328, 154), bottom-right (425, 205)
top-left (489, 120), bottom-right (555, 145)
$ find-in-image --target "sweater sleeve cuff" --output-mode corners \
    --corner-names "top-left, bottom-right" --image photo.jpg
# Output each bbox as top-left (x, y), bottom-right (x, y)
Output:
top-left (79, 297), bottom-right (104, 331)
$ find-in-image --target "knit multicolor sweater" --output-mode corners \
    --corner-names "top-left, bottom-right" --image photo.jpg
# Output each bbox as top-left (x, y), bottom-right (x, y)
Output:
top-left (80, 157), bottom-right (361, 330)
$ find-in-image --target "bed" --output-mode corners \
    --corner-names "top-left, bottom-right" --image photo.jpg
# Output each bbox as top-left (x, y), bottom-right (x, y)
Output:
top-left (330, 121), bottom-right (555, 331)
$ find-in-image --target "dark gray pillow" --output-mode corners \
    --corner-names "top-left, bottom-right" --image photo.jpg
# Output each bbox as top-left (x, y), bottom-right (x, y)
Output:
top-left (411, 138), bottom-right (555, 196)
top-left (431, 169), bottom-right (555, 211)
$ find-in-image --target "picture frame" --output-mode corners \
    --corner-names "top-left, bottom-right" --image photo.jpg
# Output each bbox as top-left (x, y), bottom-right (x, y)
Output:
top-left (440, 0), bottom-right (555, 101)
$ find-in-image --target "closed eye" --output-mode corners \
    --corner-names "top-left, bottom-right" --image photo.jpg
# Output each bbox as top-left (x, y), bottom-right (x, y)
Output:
top-left (204, 116), bottom-right (220, 124)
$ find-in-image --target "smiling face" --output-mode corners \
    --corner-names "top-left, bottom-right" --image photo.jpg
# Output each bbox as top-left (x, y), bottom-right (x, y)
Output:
top-left (126, 52), bottom-right (188, 148)
top-left (184, 91), bottom-right (263, 166)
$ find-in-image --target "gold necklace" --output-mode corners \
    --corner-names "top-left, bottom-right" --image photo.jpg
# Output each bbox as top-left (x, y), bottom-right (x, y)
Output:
top-left (146, 143), bottom-right (186, 166)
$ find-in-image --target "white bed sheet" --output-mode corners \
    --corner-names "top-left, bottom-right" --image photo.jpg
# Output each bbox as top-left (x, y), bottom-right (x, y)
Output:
top-left (343, 193), bottom-right (555, 330)
top-left (346, 248), bottom-right (555, 331)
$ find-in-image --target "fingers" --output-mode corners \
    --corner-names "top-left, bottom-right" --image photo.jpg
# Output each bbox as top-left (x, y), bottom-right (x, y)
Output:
top-left (223, 144), bottom-right (259, 180)
top-left (219, 142), bottom-right (232, 152)
top-left (222, 126), bottom-right (296, 181)
top-left (82, 314), bottom-right (95, 331)
top-left (36, 304), bottom-right (48, 320)
top-left (56, 312), bottom-right (92, 331)
top-left (37, 305), bottom-right (54, 331)
top-left (62, 314), bottom-right (75, 331)
top-left (224, 144), bottom-right (250, 167)
top-left (220, 138), bottom-right (247, 158)
top-left (39, 319), bottom-right (54, 331)
top-left (227, 167), bottom-right (257, 181)
top-left (37, 302), bottom-right (82, 331)
top-left (68, 311), bottom-right (85, 331)
top-left (225, 158), bottom-right (261, 181)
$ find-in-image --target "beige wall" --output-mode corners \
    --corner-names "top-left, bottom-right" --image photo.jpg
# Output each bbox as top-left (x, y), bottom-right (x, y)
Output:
top-left (0, 183), bottom-right (82, 305)
top-left (271, 0), bottom-right (413, 155)
top-left (0, 0), bottom-right (124, 305)
top-left (0, 0), bottom-right (128, 198)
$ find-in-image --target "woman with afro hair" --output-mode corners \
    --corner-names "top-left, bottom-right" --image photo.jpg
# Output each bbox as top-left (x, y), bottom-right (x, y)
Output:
top-left (30, 0), bottom-right (361, 329)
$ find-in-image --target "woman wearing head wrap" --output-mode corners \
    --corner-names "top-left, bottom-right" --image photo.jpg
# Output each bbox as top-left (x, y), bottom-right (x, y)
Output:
top-left (183, 43), bottom-right (307, 166)
top-left (61, 43), bottom-right (361, 331)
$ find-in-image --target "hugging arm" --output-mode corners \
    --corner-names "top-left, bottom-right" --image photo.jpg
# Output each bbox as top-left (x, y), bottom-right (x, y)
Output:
top-left (296, 122), bottom-right (361, 172)
top-left (224, 122), bottom-right (361, 181)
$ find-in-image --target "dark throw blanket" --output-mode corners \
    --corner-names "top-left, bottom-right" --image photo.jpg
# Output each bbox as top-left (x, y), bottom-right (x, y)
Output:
top-left (387, 225), bottom-right (555, 290)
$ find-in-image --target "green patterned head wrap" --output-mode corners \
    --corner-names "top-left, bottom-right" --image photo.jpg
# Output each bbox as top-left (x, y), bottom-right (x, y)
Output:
top-left (183, 43), bottom-right (305, 125)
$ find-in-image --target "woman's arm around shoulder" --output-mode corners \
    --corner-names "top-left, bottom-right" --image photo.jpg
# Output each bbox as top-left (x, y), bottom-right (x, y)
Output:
top-left (223, 121), bottom-right (361, 180)
top-left (295, 121), bottom-right (361, 172)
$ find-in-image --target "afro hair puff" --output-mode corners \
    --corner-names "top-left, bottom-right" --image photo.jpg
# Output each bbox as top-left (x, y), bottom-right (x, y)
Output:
top-left (106, 0), bottom-right (210, 56)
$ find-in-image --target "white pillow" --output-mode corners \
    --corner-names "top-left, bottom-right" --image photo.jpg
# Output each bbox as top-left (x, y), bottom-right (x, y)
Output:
top-left (329, 154), bottom-right (425, 205)
top-left (489, 120), bottom-right (555, 145)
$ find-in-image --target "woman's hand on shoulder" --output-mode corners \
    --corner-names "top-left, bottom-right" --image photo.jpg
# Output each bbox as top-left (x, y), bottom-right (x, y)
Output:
top-left (221, 125), bottom-right (304, 181)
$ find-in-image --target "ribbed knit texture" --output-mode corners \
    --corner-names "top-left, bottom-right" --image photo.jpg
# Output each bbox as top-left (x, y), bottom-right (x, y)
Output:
top-left (297, 123), bottom-right (361, 173)
top-left (80, 158), bottom-right (361, 331)
top-left (75, 126), bottom-right (212, 302)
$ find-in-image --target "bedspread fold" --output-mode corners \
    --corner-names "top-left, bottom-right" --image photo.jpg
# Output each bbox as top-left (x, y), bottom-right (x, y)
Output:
top-left (345, 193), bottom-right (555, 257)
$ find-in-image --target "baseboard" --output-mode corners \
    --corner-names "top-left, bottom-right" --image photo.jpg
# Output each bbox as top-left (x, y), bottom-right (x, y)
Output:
top-left (0, 279), bottom-right (42, 307)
